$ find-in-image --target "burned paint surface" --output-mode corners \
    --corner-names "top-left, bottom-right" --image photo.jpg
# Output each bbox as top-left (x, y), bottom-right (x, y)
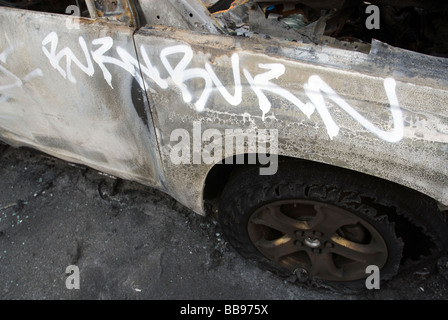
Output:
top-left (0, 3), bottom-right (447, 216)
top-left (133, 26), bottom-right (447, 213)
top-left (0, 8), bottom-right (162, 189)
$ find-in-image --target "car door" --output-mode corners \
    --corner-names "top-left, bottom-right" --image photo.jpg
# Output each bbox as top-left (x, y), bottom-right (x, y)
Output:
top-left (0, 0), bottom-right (163, 187)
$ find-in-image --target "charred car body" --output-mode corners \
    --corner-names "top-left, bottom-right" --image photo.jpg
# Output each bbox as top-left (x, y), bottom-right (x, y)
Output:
top-left (0, 0), bottom-right (447, 291)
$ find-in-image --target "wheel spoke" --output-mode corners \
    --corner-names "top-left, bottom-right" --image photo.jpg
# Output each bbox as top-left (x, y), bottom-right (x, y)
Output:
top-left (330, 235), bottom-right (386, 264)
top-left (308, 252), bottom-right (343, 280)
top-left (254, 235), bottom-right (300, 262)
top-left (309, 204), bottom-right (359, 236)
top-left (250, 205), bottom-right (309, 235)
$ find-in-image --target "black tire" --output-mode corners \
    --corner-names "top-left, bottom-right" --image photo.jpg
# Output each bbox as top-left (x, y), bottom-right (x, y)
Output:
top-left (218, 160), bottom-right (448, 292)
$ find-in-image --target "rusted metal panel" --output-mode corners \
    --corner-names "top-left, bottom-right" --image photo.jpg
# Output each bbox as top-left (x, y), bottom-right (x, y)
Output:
top-left (0, 7), bottom-right (163, 188)
top-left (133, 25), bottom-right (448, 214)
top-left (93, 0), bottom-right (140, 27)
top-left (137, 0), bottom-right (224, 34)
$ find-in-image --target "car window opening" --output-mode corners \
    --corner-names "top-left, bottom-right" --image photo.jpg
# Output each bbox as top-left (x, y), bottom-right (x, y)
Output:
top-left (1, 0), bottom-right (446, 58)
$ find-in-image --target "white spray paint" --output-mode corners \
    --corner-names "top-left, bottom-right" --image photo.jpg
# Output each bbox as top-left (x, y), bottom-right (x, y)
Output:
top-left (41, 32), bottom-right (94, 84)
top-left (243, 63), bottom-right (315, 120)
top-left (205, 53), bottom-right (242, 107)
top-left (139, 45), bottom-right (169, 90)
top-left (91, 37), bottom-right (144, 89)
top-left (160, 44), bottom-right (214, 112)
top-left (39, 32), bottom-right (404, 142)
top-left (41, 32), bottom-right (169, 91)
top-left (0, 46), bottom-right (43, 102)
top-left (304, 75), bottom-right (403, 142)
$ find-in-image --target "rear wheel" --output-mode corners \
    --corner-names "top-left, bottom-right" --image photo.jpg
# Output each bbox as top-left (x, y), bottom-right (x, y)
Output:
top-left (218, 161), bottom-right (447, 291)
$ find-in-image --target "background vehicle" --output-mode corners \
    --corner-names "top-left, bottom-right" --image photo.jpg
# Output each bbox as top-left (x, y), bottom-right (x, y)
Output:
top-left (0, 0), bottom-right (447, 291)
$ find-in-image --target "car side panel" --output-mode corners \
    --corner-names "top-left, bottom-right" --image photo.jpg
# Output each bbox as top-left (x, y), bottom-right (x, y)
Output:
top-left (0, 8), bottom-right (164, 188)
top-left (133, 26), bottom-right (448, 214)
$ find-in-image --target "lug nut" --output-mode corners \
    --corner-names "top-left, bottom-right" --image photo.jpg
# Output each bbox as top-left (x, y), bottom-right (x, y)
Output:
top-left (294, 240), bottom-right (303, 247)
top-left (295, 230), bottom-right (304, 237)
top-left (304, 237), bottom-right (321, 248)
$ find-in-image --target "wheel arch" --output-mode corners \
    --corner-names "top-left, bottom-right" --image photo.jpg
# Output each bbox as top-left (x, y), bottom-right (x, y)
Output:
top-left (203, 153), bottom-right (446, 213)
top-left (202, 153), bottom-right (448, 270)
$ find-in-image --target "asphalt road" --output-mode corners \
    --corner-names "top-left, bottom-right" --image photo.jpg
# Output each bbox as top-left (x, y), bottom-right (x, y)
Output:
top-left (1, 142), bottom-right (447, 300)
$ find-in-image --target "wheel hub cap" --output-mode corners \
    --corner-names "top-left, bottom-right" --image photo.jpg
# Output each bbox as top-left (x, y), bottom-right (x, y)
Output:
top-left (247, 200), bottom-right (388, 282)
top-left (304, 237), bottom-right (321, 248)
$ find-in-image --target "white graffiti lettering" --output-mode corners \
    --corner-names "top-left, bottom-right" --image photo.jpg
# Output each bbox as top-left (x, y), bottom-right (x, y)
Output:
top-left (205, 53), bottom-right (242, 107)
top-left (42, 32), bottom-right (94, 84)
top-left (243, 63), bottom-right (315, 121)
top-left (40, 32), bottom-right (404, 142)
top-left (90, 36), bottom-right (144, 89)
top-left (305, 75), bottom-right (403, 142)
top-left (41, 32), bottom-right (168, 91)
top-left (0, 46), bottom-right (43, 103)
top-left (160, 44), bottom-right (213, 112)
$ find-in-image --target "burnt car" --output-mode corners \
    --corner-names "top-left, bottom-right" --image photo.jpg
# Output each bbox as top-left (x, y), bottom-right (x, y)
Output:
top-left (0, 0), bottom-right (447, 291)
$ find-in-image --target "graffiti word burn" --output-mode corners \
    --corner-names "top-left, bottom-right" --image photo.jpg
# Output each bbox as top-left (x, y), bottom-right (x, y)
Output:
top-left (41, 32), bottom-right (403, 142)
